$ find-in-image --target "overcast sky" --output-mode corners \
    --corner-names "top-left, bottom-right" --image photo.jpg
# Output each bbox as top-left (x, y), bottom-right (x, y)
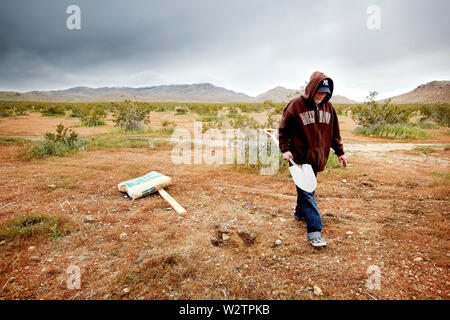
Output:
top-left (0, 0), bottom-right (449, 101)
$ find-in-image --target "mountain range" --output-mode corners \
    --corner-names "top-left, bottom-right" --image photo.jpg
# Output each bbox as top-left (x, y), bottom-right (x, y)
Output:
top-left (0, 80), bottom-right (448, 104)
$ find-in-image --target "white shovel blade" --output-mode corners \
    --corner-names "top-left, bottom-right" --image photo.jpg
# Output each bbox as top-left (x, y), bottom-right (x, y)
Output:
top-left (289, 163), bottom-right (317, 193)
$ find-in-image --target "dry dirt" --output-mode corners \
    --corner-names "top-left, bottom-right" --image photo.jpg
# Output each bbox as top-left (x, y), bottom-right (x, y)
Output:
top-left (0, 113), bottom-right (449, 300)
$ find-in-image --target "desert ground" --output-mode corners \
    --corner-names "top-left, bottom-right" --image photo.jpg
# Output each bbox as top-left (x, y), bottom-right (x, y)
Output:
top-left (0, 110), bottom-right (449, 299)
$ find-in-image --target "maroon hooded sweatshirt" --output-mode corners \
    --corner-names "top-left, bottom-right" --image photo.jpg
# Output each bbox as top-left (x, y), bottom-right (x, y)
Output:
top-left (278, 71), bottom-right (344, 172)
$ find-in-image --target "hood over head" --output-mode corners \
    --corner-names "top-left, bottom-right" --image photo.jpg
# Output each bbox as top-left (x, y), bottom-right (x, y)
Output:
top-left (301, 71), bottom-right (334, 105)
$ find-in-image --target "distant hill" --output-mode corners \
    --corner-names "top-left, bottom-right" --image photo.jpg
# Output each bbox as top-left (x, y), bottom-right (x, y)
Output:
top-left (0, 83), bottom-right (254, 103)
top-left (254, 86), bottom-right (299, 103)
top-left (255, 86), bottom-right (357, 104)
top-left (0, 82), bottom-right (356, 104)
top-left (383, 80), bottom-right (450, 104)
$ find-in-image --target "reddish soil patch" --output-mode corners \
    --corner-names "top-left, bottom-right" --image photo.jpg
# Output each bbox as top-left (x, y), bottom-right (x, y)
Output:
top-left (0, 143), bottom-right (448, 299)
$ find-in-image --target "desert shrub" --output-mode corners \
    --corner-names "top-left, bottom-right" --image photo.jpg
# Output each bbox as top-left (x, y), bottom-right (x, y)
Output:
top-left (231, 132), bottom-right (288, 174)
top-left (26, 123), bottom-right (86, 159)
top-left (188, 103), bottom-right (222, 116)
top-left (112, 100), bottom-right (150, 131)
top-left (154, 105), bottom-right (167, 112)
top-left (408, 121), bottom-right (440, 129)
top-left (197, 115), bottom-right (221, 122)
top-left (229, 113), bottom-right (261, 129)
top-left (13, 104), bottom-right (29, 115)
top-left (175, 106), bottom-right (188, 115)
top-left (354, 124), bottom-right (431, 139)
top-left (201, 118), bottom-right (226, 133)
top-left (226, 105), bottom-right (239, 119)
top-left (0, 103), bottom-right (13, 117)
top-left (325, 149), bottom-right (341, 169)
top-left (160, 120), bottom-right (177, 134)
top-left (236, 103), bottom-right (265, 113)
top-left (72, 104), bottom-right (107, 126)
top-left (333, 104), bottom-right (350, 116)
top-left (263, 112), bottom-right (279, 129)
top-left (350, 92), bottom-right (416, 126)
top-left (40, 104), bottom-right (66, 116)
top-left (70, 104), bottom-right (84, 118)
top-left (419, 104), bottom-right (450, 127)
top-left (270, 103), bottom-right (286, 115)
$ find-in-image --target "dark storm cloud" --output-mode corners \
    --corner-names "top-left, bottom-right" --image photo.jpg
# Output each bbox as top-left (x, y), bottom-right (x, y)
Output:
top-left (0, 0), bottom-right (449, 100)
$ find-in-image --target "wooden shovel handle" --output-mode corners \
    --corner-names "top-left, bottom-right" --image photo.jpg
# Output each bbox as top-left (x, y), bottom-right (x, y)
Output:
top-left (157, 188), bottom-right (186, 214)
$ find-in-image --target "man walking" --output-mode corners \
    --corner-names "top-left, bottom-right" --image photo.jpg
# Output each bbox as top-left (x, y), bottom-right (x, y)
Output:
top-left (278, 71), bottom-right (347, 247)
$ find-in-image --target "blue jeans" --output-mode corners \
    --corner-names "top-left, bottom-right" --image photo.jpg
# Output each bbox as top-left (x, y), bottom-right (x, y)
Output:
top-left (294, 185), bottom-right (322, 233)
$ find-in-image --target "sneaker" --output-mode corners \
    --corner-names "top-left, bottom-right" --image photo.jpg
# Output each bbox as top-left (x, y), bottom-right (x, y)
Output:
top-left (307, 231), bottom-right (326, 247)
top-left (309, 237), bottom-right (327, 247)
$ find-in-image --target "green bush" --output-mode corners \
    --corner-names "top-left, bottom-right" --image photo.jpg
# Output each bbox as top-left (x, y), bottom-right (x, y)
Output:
top-left (159, 120), bottom-right (177, 134)
top-left (189, 103), bottom-right (222, 116)
top-left (354, 124), bottom-right (431, 139)
top-left (409, 121), bottom-right (440, 129)
top-left (419, 104), bottom-right (450, 127)
top-left (350, 92), bottom-right (416, 126)
top-left (197, 115), bottom-right (221, 122)
top-left (326, 149), bottom-right (341, 169)
top-left (71, 104), bottom-right (107, 126)
top-left (175, 106), bottom-right (188, 115)
top-left (112, 100), bottom-right (150, 131)
top-left (40, 104), bottom-right (66, 116)
top-left (333, 104), bottom-right (350, 116)
top-left (0, 104), bottom-right (13, 117)
top-left (70, 104), bottom-right (84, 118)
top-left (13, 104), bottom-right (29, 115)
top-left (229, 114), bottom-right (261, 129)
top-left (26, 123), bottom-right (86, 159)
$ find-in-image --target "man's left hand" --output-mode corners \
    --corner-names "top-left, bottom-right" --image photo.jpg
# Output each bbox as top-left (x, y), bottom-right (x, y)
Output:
top-left (338, 154), bottom-right (348, 167)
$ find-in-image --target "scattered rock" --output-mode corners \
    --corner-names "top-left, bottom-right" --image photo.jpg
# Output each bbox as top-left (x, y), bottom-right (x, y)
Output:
top-left (313, 286), bottom-right (323, 296)
top-left (361, 181), bottom-right (374, 188)
top-left (237, 230), bottom-right (256, 246)
top-left (119, 233), bottom-right (128, 241)
top-left (275, 239), bottom-right (282, 246)
top-left (29, 256), bottom-right (40, 262)
top-left (121, 288), bottom-right (130, 295)
top-left (346, 231), bottom-right (354, 237)
top-left (84, 215), bottom-right (96, 223)
top-left (214, 227), bottom-right (230, 241)
top-left (342, 179), bottom-right (347, 183)
top-left (0, 240), bottom-right (6, 246)
top-left (48, 184), bottom-right (56, 189)
top-left (243, 202), bottom-right (253, 209)
top-left (28, 246), bottom-right (36, 252)
top-left (166, 207), bottom-right (172, 211)
top-left (413, 257), bottom-right (423, 262)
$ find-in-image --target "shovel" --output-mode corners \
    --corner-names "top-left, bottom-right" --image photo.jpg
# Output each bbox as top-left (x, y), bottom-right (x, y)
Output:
top-left (264, 129), bottom-right (317, 193)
